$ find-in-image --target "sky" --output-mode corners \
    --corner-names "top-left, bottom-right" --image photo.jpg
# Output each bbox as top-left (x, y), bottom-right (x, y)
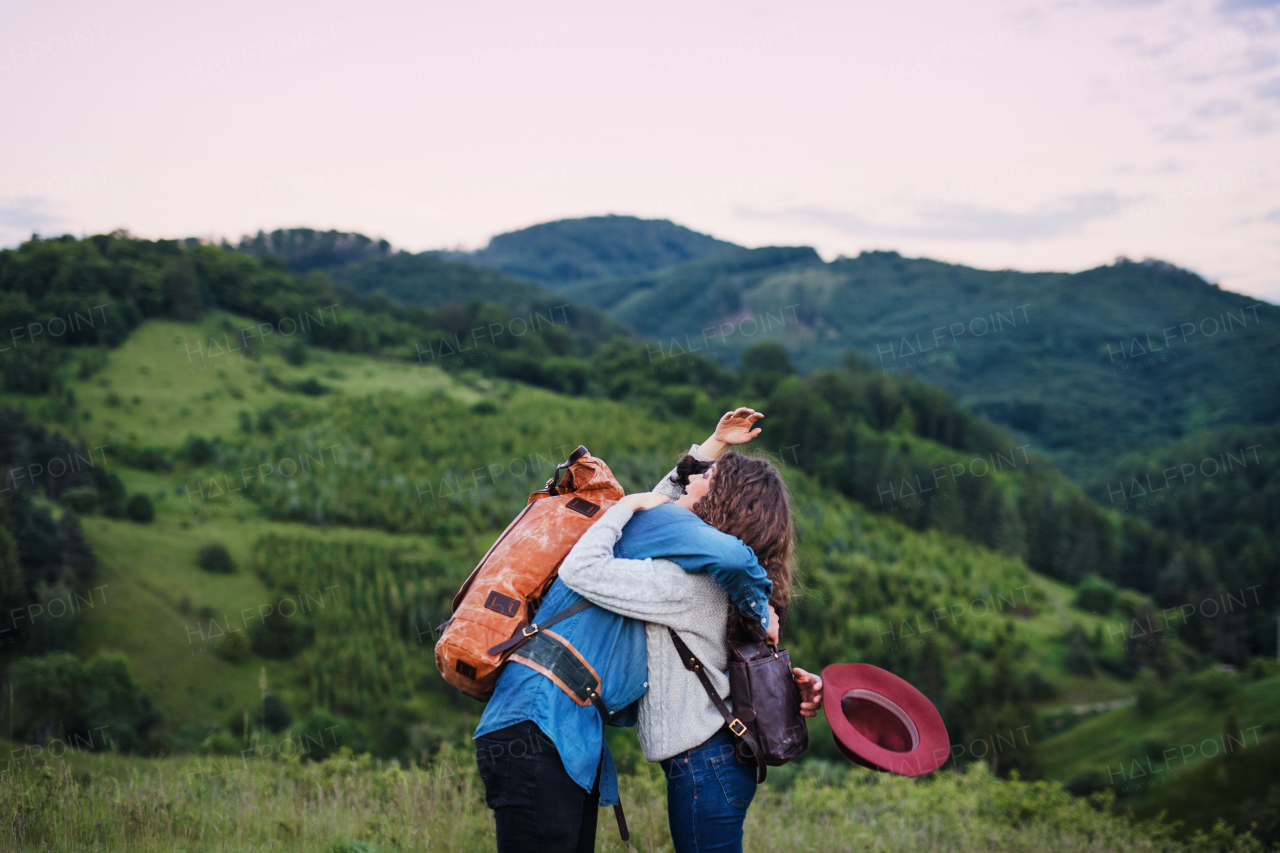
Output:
top-left (2, 0), bottom-right (1278, 300)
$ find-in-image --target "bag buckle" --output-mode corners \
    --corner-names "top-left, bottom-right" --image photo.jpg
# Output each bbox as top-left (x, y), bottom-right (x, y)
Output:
top-left (522, 624), bottom-right (539, 638)
top-left (728, 718), bottom-right (748, 737)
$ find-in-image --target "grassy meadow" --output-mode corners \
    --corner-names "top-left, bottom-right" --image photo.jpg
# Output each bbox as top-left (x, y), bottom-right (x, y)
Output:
top-left (2, 743), bottom-right (1265, 853)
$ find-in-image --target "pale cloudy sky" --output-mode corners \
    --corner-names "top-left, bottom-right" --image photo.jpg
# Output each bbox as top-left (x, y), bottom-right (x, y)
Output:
top-left (2, 0), bottom-right (1278, 299)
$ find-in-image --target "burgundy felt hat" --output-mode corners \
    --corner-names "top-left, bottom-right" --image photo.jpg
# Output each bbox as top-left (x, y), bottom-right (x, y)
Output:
top-left (821, 663), bottom-right (950, 777)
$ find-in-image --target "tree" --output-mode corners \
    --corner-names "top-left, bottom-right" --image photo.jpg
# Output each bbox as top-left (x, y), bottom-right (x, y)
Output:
top-left (125, 495), bottom-right (155, 523)
top-left (0, 525), bottom-right (24, 635)
top-left (162, 256), bottom-right (202, 321)
top-left (196, 544), bottom-right (235, 574)
top-left (82, 652), bottom-right (161, 752)
top-left (259, 694), bottom-right (292, 733)
top-left (1064, 625), bottom-right (1094, 676)
top-left (58, 510), bottom-right (97, 584)
top-left (1074, 575), bottom-right (1118, 614)
top-left (9, 652), bottom-right (86, 740)
top-left (1134, 667), bottom-right (1162, 718)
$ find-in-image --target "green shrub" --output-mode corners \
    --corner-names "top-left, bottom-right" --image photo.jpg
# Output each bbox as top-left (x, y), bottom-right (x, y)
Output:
top-left (8, 651), bottom-right (160, 752)
top-left (131, 448), bottom-right (171, 472)
top-left (258, 694), bottom-right (292, 733)
top-left (125, 494), bottom-right (154, 523)
top-left (199, 728), bottom-right (242, 755)
top-left (293, 710), bottom-right (351, 761)
top-left (1064, 768), bottom-right (1110, 797)
top-left (1246, 656), bottom-right (1280, 680)
top-left (1074, 575), bottom-right (1118, 614)
top-left (1193, 667), bottom-right (1238, 709)
top-left (196, 543), bottom-right (236, 574)
top-left (183, 435), bottom-right (218, 465)
top-left (95, 469), bottom-right (127, 517)
top-left (295, 377), bottom-right (329, 396)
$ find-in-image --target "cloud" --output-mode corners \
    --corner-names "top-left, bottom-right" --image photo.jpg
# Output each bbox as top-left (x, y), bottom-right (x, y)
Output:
top-left (1257, 75), bottom-right (1280, 101)
top-left (1216, 0), bottom-right (1280, 12)
top-left (1193, 98), bottom-right (1244, 117)
top-left (1265, 208), bottom-right (1280, 222)
top-left (737, 193), bottom-right (1123, 242)
top-left (0, 198), bottom-right (64, 248)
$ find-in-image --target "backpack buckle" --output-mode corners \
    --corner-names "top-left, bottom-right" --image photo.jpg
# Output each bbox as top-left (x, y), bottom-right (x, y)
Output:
top-left (728, 718), bottom-right (748, 737)
top-left (522, 624), bottom-right (540, 638)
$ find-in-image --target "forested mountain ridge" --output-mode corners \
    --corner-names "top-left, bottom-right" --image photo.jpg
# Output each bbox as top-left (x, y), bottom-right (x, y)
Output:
top-left (563, 247), bottom-right (1279, 477)
top-left (440, 214), bottom-right (741, 286)
top-left (229, 227), bottom-right (638, 350)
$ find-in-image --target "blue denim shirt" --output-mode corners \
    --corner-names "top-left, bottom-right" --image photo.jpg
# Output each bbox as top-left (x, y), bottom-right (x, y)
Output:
top-left (617, 504), bottom-right (771, 623)
top-left (475, 503), bottom-right (770, 805)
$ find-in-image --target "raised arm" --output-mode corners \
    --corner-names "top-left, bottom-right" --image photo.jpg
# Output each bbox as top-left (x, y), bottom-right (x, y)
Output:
top-left (652, 407), bottom-right (765, 498)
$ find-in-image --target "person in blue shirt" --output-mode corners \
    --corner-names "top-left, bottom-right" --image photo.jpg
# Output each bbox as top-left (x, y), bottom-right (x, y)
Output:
top-left (473, 408), bottom-right (783, 852)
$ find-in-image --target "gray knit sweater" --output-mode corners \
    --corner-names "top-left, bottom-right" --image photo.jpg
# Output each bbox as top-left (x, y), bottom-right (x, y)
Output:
top-left (558, 444), bottom-right (731, 762)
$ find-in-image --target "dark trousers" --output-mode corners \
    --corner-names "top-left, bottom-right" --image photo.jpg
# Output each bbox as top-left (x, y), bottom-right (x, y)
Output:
top-left (475, 721), bottom-right (600, 853)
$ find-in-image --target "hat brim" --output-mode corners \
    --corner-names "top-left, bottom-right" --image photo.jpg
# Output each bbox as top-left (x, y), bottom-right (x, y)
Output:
top-left (821, 663), bottom-right (950, 777)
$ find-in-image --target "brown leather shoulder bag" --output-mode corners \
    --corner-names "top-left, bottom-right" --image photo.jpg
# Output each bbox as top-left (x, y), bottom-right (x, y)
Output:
top-left (668, 618), bottom-right (809, 783)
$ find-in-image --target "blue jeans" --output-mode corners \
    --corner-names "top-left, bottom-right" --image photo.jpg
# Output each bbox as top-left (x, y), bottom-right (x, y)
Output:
top-left (660, 728), bottom-right (758, 853)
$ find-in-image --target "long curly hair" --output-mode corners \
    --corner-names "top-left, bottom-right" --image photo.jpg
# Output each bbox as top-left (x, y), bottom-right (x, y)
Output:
top-left (670, 450), bottom-right (794, 610)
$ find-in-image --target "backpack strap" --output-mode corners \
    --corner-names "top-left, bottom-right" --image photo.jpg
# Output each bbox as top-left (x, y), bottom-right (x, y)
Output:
top-left (512, 631), bottom-right (613, 721)
top-left (487, 599), bottom-right (595, 657)
top-left (667, 627), bottom-right (767, 783)
top-left (545, 445), bottom-right (590, 496)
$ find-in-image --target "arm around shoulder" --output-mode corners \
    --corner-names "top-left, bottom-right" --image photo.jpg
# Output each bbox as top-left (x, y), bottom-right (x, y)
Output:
top-left (558, 505), bottom-right (703, 621)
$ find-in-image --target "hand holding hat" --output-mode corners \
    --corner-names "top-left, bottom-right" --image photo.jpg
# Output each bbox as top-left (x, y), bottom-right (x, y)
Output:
top-left (793, 667), bottom-right (823, 717)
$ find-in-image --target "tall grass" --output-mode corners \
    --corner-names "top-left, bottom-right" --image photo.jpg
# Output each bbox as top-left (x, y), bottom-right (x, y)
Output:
top-left (0, 747), bottom-right (1260, 852)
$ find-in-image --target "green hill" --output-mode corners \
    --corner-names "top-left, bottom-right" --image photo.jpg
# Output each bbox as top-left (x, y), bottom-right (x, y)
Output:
top-left (1035, 664), bottom-right (1280, 844)
top-left (564, 248), bottom-right (1280, 478)
top-left (2, 232), bottom-right (1277, 844)
top-left (448, 214), bottom-right (741, 286)
top-left (0, 307), bottom-right (1260, 778)
top-left (0, 313), bottom-right (1046, 757)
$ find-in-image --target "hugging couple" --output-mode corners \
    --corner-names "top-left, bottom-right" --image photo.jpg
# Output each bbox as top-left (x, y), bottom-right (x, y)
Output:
top-left (474, 408), bottom-right (825, 852)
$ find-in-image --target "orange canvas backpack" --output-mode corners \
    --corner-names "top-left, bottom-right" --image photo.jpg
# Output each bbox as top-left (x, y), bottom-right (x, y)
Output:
top-left (434, 446), bottom-right (625, 701)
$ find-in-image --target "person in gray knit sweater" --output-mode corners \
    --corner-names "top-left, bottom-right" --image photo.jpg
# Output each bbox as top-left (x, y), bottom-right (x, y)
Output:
top-left (559, 409), bottom-right (823, 852)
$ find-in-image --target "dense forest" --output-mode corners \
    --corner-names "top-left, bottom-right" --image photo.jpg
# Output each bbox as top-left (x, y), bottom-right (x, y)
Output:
top-left (4, 233), bottom-right (1276, 669)
top-left (553, 234), bottom-right (1280, 478)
